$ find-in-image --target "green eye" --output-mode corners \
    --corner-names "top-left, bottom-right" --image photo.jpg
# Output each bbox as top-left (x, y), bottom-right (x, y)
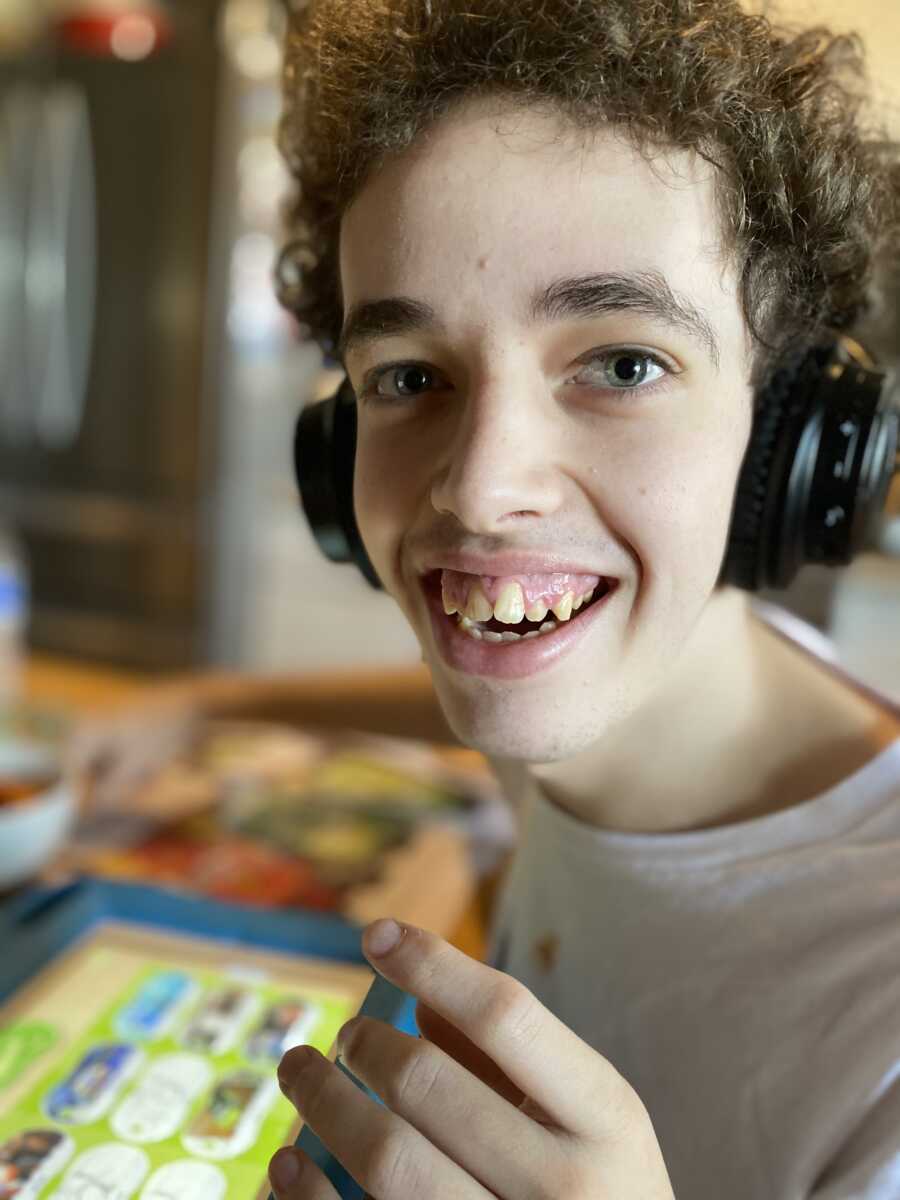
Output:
top-left (386, 365), bottom-right (432, 395)
top-left (573, 349), bottom-right (668, 391)
top-left (363, 362), bottom-right (446, 402)
top-left (361, 346), bottom-right (673, 405)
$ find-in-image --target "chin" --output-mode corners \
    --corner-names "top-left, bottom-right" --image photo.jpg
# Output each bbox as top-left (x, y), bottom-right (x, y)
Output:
top-left (426, 665), bottom-right (634, 765)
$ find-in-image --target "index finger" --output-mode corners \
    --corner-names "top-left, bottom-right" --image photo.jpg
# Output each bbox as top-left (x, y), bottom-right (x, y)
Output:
top-left (361, 919), bottom-right (634, 1139)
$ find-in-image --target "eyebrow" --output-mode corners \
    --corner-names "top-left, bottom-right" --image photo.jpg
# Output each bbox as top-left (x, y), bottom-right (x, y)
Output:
top-left (337, 270), bottom-right (721, 371)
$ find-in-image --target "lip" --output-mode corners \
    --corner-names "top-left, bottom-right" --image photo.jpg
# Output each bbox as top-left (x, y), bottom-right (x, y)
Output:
top-left (419, 551), bottom-right (620, 580)
top-left (421, 572), bottom-right (619, 681)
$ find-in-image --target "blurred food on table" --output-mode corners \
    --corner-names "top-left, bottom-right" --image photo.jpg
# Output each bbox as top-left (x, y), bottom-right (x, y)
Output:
top-left (0, 701), bottom-right (70, 753)
top-left (49, 718), bottom-right (516, 937)
top-left (13, 659), bottom-right (511, 956)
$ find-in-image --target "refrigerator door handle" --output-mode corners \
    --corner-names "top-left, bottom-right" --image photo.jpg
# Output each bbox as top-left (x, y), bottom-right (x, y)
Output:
top-left (0, 87), bottom-right (40, 447)
top-left (27, 83), bottom-right (97, 451)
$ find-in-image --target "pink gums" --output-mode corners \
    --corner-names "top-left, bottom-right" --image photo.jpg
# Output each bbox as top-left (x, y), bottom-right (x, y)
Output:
top-left (441, 569), bottom-right (602, 611)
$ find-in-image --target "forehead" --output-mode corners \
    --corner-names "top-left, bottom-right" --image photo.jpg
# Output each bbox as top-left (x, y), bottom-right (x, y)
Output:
top-left (339, 98), bottom-right (740, 341)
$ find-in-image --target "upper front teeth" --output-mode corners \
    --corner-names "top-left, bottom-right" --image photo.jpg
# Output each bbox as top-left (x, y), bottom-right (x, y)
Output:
top-left (525, 600), bottom-right (549, 621)
top-left (492, 582), bottom-right (525, 624)
top-left (442, 576), bottom-right (598, 624)
top-left (551, 592), bottom-right (574, 622)
top-left (465, 583), bottom-right (494, 622)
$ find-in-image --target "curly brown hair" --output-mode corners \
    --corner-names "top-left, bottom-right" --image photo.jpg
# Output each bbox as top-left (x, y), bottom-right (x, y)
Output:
top-left (276, 0), bottom-right (900, 393)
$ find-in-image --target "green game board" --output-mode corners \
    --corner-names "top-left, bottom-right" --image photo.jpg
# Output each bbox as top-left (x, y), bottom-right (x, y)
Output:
top-left (0, 931), bottom-right (370, 1200)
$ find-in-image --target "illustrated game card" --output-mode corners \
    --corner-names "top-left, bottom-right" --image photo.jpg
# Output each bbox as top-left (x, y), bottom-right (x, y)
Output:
top-left (0, 922), bottom-right (373, 1199)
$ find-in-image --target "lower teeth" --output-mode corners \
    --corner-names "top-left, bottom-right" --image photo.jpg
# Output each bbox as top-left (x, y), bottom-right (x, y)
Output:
top-left (457, 616), bottom-right (559, 643)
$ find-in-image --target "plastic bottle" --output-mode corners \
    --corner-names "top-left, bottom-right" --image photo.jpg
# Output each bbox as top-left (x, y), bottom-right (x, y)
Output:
top-left (0, 524), bottom-right (28, 710)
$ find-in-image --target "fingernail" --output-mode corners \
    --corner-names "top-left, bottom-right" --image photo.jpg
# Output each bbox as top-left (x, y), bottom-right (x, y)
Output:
top-left (364, 918), bottom-right (404, 957)
top-left (278, 1045), bottom-right (314, 1093)
top-left (270, 1148), bottom-right (301, 1190)
top-left (336, 1016), bottom-right (359, 1055)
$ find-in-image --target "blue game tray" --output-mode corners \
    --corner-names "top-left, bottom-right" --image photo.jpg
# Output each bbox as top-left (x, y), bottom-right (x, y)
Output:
top-left (0, 877), bottom-right (419, 1200)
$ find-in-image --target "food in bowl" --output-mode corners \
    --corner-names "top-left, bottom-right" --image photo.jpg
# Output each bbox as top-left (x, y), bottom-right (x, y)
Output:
top-left (0, 774), bottom-right (59, 806)
top-left (0, 741), bottom-right (75, 890)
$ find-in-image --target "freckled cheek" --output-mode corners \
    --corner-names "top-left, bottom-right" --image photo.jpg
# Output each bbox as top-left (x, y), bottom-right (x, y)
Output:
top-left (606, 438), bottom-right (742, 583)
top-left (354, 434), bottom-right (425, 581)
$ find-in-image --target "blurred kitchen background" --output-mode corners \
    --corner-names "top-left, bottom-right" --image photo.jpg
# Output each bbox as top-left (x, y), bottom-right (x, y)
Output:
top-left (0, 0), bottom-right (423, 683)
top-left (1, 0), bottom-right (899, 695)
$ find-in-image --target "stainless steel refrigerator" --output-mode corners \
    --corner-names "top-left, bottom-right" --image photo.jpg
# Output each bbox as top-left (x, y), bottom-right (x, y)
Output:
top-left (0, 2), bottom-right (230, 671)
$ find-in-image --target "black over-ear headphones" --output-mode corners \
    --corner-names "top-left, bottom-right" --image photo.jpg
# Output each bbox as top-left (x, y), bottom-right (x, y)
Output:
top-left (294, 335), bottom-right (900, 593)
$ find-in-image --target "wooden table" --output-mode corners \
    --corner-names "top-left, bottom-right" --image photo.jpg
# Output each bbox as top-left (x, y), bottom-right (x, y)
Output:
top-left (25, 654), bottom-right (151, 711)
top-left (23, 654), bottom-right (495, 961)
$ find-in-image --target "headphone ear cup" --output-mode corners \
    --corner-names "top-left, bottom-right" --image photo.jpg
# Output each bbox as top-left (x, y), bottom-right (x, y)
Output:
top-left (720, 386), bottom-right (788, 592)
top-left (294, 379), bottom-right (382, 589)
top-left (720, 344), bottom-right (830, 591)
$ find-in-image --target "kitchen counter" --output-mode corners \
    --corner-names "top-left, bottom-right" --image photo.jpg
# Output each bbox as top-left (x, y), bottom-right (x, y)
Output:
top-left (23, 654), bottom-right (497, 961)
top-left (25, 654), bottom-right (150, 712)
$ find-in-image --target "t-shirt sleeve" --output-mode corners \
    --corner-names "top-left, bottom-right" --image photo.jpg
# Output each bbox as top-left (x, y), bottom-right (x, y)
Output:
top-left (808, 1075), bottom-right (900, 1198)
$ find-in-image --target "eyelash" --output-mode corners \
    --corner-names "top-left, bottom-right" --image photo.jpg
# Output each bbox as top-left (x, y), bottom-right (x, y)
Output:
top-left (359, 347), bottom-right (675, 404)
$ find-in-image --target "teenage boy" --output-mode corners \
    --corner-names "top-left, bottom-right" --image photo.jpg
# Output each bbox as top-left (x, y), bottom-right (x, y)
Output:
top-left (74, 2), bottom-right (900, 1196)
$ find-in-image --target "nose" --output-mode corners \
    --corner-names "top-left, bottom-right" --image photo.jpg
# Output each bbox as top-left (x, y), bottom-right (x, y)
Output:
top-left (430, 375), bottom-right (565, 533)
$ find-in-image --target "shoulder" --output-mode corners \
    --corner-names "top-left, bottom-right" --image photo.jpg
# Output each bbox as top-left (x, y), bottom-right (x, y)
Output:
top-left (749, 609), bottom-right (900, 811)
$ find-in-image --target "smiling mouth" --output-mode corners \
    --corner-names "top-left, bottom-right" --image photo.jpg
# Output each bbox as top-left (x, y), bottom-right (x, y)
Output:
top-left (423, 569), bottom-right (615, 643)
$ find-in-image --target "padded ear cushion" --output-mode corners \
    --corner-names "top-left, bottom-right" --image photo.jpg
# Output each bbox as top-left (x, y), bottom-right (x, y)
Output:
top-left (330, 380), bottom-right (382, 588)
top-left (294, 379), bottom-right (382, 588)
top-left (721, 343), bottom-right (832, 591)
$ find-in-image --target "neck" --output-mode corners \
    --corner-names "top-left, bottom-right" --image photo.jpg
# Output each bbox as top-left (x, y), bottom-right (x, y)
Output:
top-left (491, 588), bottom-right (896, 835)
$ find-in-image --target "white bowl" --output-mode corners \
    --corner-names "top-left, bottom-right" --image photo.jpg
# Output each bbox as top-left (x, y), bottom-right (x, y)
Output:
top-left (0, 741), bottom-right (76, 891)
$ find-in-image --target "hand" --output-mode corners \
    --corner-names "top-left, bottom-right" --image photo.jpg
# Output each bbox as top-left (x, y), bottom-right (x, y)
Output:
top-left (270, 919), bottom-right (675, 1199)
top-left (65, 694), bottom-right (202, 815)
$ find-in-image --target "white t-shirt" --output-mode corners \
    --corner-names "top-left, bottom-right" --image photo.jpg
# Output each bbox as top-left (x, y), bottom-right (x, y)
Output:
top-left (487, 601), bottom-right (900, 1199)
